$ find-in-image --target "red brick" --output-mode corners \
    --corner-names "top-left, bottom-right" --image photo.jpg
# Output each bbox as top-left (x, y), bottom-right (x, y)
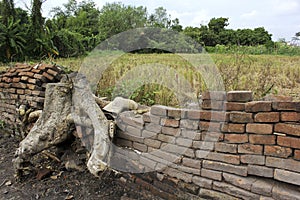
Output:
top-left (224, 134), bottom-right (248, 143)
top-left (275, 123), bottom-right (300, 137)
top-left (264, 145), bottom-right (292, 158)
top-left (199, 111), bottom-right (228, 122)
top-left (202, 100), bottom-right (224, 110)
top-left (254, 112), bottom-right (279, 123)
top-left (229, 112), bottom-right (253, 123)
top-left (160, 118), bottom-right (179, 128)
top-left (281, 112), bottom-right (300, 122)
top-left (205, 152), bottom-right (240, 165)
top-left (249, 135), bottom-right (276, 145)
top-left (199, 121), bottom-right (220, 131)
top-left (273, 102), bottom-right (300, 111)
top-left (295, 150), bottom-right (300, 160)
top-left (225, 102), bottom-right (245, 111)
top-left (246, 123), bottom-right (273, 134)
top-left (277, 136), bottom-right (300, 149)
top-left (12, 77), bottom-right (20, 82)
top-left (167, 108), bottom-right (182, 119)
top-left (245, 101), bottom-right (272, 112)
top-left (227, 91), bottom-right (253, 102)
top-left (202, 91), bottom-right (226, 101)
top-left (47, 69), bottom-right (58, 77)
top-left (27, 84), bottom-right (36, 90)
top-left (12, 82), bottom-right (27, 89)
top-left (16, 89), bottom-right (25, 95)
top-left (221, 123), bottom-right (245, 133)
top-left (21, 76), bottom-right (29, 81)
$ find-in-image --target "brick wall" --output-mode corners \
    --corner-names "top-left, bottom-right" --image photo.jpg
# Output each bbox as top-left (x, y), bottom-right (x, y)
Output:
top-left (0, 63), bottom-right (63, 133)
top-left (113, 91), bottom-right (300, 199)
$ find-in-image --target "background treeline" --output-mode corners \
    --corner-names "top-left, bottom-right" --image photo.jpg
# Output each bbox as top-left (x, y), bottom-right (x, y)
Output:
top-left (0, 0), bottom-right (299, 62)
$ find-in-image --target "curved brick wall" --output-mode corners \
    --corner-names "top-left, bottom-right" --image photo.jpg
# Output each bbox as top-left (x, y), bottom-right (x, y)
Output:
top-left (112, 91), bottom-right (300, 200)
top-left (0, 63), bottom-right (63, 132)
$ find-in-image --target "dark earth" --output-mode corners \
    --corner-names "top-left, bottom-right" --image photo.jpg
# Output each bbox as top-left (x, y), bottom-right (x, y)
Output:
top-left (0, 132), bottom-right (162, 200)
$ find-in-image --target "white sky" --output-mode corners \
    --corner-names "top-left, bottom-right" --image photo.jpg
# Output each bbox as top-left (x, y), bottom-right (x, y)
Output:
top-left (15, 0), bottom-right (300, 41)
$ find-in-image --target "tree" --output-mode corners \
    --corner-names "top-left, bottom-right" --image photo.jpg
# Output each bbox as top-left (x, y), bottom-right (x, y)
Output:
top-left (0, 0), bottom-right (15, 24)
top-left (208, 17), bottom-right (229, 33)
top-left (98, 2), bottom-right (147, 40)
top-left (0, 17), bottom-right (26, 61)
top-left (148, 7), bottom-right (171, 28)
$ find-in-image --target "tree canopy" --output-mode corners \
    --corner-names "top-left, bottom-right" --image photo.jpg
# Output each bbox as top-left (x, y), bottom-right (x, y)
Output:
top-left (0, 0), bottom-right (294, 62)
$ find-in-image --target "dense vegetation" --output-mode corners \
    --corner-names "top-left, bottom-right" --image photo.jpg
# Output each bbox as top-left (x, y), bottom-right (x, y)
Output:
top-left (0, 0), bottom-right (299, 63)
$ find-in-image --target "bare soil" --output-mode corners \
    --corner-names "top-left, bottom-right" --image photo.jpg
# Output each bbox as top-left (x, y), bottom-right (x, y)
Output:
top-left (0, 133), bottom-right (162, 200)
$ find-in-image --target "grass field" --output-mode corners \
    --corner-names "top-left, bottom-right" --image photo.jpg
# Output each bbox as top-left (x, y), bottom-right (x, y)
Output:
top-left (1, 53), bottom-right (299, 106)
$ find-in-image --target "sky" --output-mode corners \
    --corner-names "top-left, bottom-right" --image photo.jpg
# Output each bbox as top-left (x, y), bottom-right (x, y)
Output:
top-left (15, 0), bottom-right (300, 41)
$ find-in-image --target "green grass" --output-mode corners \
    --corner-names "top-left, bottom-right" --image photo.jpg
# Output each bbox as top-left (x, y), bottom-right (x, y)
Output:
top-left (1, 53), bottom-right (299, 106)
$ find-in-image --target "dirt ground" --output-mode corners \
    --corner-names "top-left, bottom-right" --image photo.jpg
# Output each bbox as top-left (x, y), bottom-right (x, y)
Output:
top-left (0, 133), bottom-right (162, 200)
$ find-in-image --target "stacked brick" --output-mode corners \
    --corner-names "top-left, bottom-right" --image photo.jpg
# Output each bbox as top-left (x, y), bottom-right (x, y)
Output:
top-left (114, 91), bottom-right (300, 200)
top-left (0, 63), bottom-right (63, 130)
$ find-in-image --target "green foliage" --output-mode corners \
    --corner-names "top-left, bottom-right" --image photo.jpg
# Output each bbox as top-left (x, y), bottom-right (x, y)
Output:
top-left (0, 120), bottom-right (5, 129)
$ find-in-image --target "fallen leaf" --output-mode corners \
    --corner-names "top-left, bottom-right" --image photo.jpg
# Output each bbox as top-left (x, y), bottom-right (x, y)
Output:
top-left (36, 168), bottom-right (52, 180)
top-left (65, 195), bottom-right (74, 200)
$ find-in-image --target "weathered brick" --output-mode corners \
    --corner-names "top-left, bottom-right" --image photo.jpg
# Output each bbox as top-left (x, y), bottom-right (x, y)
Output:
top-left (295, 150), bottom-right (300, 160)
top-left (144, 138), bottom-right (161, 149)
top-left (161, 126), bottom-right (180, 136)
top-left (213, 181), bottom-right (260, 199)
top-left (229, 112), bottom-right (253, 123)
top-left (164, 167), bottom-right (193, 183)
top-left (241, 155), bottom-right (265, 165)
top-left (117, 131), bottom-right (144, 143)
top-left (225, 102), bottom-right (245, 111)
top-left (247, 165), bottom-right (274, 178)
top-left (120, 112), bottom-right (144, 128)
top-left (272, 182), bottom-right (300, 200)
top-left (239, 144), bottom-right (263, 155)
top-left (176, 165), bottom-right (201, 175)
top-left (201, 132), bottom-right (224, 142)
top-left (150, 105), bottom-right (168, 116)
top-left (167, 108), bottom-right (182, 119)
top-left (162, 143), bottom-right (193, 157)
top-left (161, 118), bottom-right (179, 128)
top-left (202, 91), bottom-right (226, 101)
top-left (193, 177), bottom-right (213, 189)
top-left (157, 134), bottom-right (175, 143)
top-left (215, 142), bottom-right (237, 153)
top-left (16, 89), bottom-right (25, 95)
top-left (227, 91), bottom-right (253, 102)
top-left (254, 112), bottom-right (279, 123)
top-left (12, 77), bottom-right (20, 82)
top-left (139, 156), bottom-right (157, 170)
top-left (181, 129), bottom-right (201, 140)
top-left (194, 141), bottom-right (214, 150)
top-left (221, 123), bottom-right (245, 133)
top-left (251, 179), bottom-right (275, 196)
top-left (201, 168), bottom-right (222, 181)
top-left (199, 121), bottom-right (221, 131)
top-left (273, 102), bottom-right (300, 111)
top-left (206, 152), bottom-right (240, 165)
top-left (42, 72), bottom-right (54, 81)
top-left (133, 142), bottom-right (147, 152)
top-left (187, 110), bottom-right (201, 120)
top-left (12, 82), bottom-right (27, 89)
top-left (180, 119), bottom-right (199, 130)
top-left (281, 112), bottom-right (300, 122)
top-left (274, 169), bottom-right (300, 186)
top-left (249, 135), bottom-right (276, 145)
top-left (126, 125), bottom-right (142, 137)
top-left (264, 145), bottom-right (292, 158)
top-left (176, 137), bottom-right (193, 147)
top-left (246, 123), bottom-right (273, 134)
top-left (148, 149), bottom-right (181, 165)
top-left (182, 157), bottom-right (201, 169)
top-left (144, 123), bottom-right (161, 134)
top-left (277, 136), bottom-right (300, 149)
top-left (116, 138), bottom-right (133, 147)
top-left (224, 134), bottom-right (248, 144)
top-left (143, 112), bottom-right (160, 124)
top-left (199, 188), bottom-right (239, 200)
top-left (275, 123), bottom-right (300, 137)
top-left (222, 173), bottom-right (256, 191)
top-left (203, 160), bottom-right (247, 176)
top-left (202, 100), bottom-right (224, 110)
top-left (266, 157), bottom-right (300, 173)
top-left (245, 101), bottom-right (272, 112)
top-left (47, 69), bottom-right (58, 77)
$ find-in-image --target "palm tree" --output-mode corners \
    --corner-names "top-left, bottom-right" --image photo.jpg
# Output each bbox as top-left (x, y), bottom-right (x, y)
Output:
top-left (0, 17), bottom-right (26, 61)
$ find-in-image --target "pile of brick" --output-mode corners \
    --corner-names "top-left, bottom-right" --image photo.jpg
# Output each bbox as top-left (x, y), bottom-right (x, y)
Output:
top-left (0, 63), bottom-right (63, 131)
top-left (112, 91), bottom-right (300, 199)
